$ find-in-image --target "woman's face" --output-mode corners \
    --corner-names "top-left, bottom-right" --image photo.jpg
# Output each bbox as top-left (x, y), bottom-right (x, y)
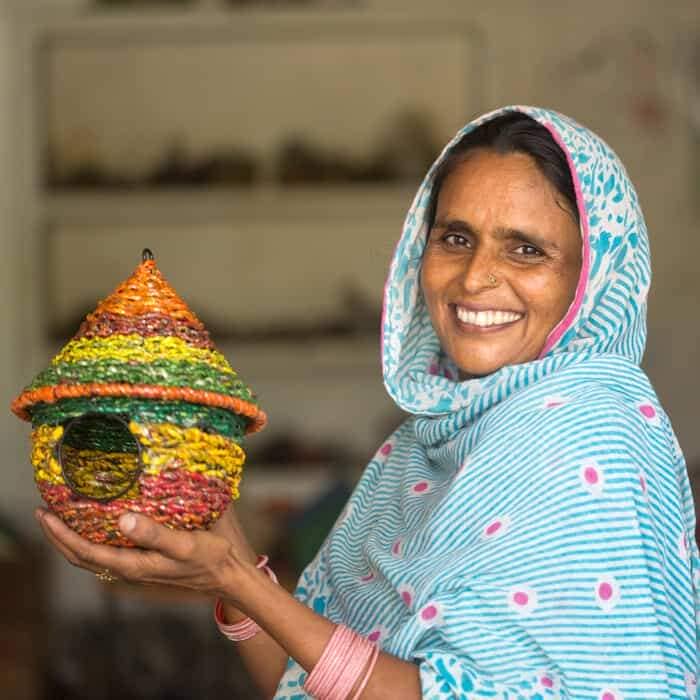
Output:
top-left (421, 149), bottom-right (582, 379)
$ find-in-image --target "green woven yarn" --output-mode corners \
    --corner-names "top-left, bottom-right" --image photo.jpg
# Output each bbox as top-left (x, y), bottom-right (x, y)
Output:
top-left (31, 398), bottom-right (248, 441)
top-left (30, 358), bottom-right (256, 404)
top-left (62, 413), bottom-right (139, 453)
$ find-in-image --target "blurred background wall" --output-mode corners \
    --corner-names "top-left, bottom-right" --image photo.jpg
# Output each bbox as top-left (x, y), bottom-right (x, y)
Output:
top-left (0, 0), bottom-right (698, 697)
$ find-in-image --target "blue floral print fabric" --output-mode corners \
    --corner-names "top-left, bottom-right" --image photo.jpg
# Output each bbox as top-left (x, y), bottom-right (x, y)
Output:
top-left (272, 106), bottom-right (700, 699)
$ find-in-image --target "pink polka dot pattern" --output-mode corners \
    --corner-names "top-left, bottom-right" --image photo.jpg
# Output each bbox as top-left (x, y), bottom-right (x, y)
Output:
top-left (543, 394), bottom-right (569, 409)
top-left (595, 575), bottom-right (620, 612)
top-left (379, 443), bottom-right (393, 457)
top-left (482, 515), bottom-right (511, 540)
top-left (411, 480), bottom-right (431, 495)
top-left (429, 362), bottom-right (439, 376)
top-left (580, 459), bottom-right (605, 496)
top-left (443, 368), bottom-right (454, 380)
top-left (638, 470), bottom-right (648, 498)
top-left (536, 672), bottom-right (560, 692)
top-left (398, 583), bottom-right (415, 608)
top-left (391, 538), bottom-right (403, 558)
top-left (366, 625), bottom-right (388, 644)
top-left (507, 586), bottom-right (538, 615)
top-left (685, 671), bottom-right (697, 697)
top-left (417, 601), bottom-right (444, 628)
top-left (637, 401), bottom-right (660, 426)
top-left (359, 571), bottom-right (375, 584)
top-left (598, 688), bottom-right (622, 700)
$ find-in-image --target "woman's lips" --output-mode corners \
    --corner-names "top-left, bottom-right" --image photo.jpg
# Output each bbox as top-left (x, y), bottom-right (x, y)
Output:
top-left (452, 304), bottom-right (524, 331)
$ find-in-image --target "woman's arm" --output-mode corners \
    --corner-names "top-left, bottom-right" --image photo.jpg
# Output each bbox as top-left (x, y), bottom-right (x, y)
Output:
top-left (227, 557), bottom-right (422, 700)
top-left (36, 508), bottom-right (422, 700)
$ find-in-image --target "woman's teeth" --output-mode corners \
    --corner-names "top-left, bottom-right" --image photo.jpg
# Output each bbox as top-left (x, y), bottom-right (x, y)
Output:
top-left (455, 308), bottom-right (523, 327)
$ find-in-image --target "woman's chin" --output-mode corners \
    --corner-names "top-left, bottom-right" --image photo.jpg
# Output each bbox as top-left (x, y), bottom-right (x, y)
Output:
top-left (449, 345), bottom-right (536, 378)
top-left (445, 341), bottom-right (523, 379)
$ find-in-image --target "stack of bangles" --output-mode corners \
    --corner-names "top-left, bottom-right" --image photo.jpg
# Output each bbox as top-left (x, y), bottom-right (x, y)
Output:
top-left (214, 555), bottom-right (380, 700)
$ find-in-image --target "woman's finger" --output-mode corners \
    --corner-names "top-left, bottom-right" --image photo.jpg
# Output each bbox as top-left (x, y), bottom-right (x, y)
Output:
top-left (37, 509), bottom-right (174, 582)
top-left (38, 509), bottom-right (120, 571)
top-left (35, 509), bottom-right (83, 568)
top-left (118, 512), bottom-right (198, 562)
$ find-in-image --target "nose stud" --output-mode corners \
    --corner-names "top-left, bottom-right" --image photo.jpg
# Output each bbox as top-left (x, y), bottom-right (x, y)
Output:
top-left (487, 273), bottom-right (498, 287)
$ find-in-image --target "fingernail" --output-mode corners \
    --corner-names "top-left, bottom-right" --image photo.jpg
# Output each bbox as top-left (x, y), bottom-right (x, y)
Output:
top-left (120, 513), bottom-right (136, 533)
top-left (34, 509), bottom-right (44, 522)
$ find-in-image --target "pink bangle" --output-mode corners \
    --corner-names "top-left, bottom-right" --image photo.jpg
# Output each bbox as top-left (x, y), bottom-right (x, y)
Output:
top-left (304, 624), bottom-right (377, 700)
top-left (306, 625), bottom-right (354, 698)
top-left (213, 554), bottom-right (277, 642)
top-left (332, 632), bottom-right (371, 699)
top-left (350, 643), bottom-right (380, 700)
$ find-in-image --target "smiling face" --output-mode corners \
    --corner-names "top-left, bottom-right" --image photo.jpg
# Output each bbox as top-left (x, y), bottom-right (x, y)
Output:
top-left (421, 149), bottom-right (582, 378)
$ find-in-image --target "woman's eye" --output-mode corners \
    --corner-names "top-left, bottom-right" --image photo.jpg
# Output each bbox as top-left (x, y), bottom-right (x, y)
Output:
top-left (514, 243), bottom-right (542, 257)
top-left (443, 233), bottom-right (469, 247)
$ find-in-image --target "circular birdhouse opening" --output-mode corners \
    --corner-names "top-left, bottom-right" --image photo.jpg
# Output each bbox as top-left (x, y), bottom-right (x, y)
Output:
top-left (58, 413), bottom-right (143, 502)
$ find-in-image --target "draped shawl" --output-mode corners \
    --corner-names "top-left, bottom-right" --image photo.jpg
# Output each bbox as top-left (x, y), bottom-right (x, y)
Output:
top-left (273, 106), bottom-right (700, 699)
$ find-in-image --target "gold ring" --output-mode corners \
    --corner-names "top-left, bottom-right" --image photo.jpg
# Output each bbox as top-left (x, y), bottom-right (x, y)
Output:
top-left (95, 568), bottom-right (118, 584)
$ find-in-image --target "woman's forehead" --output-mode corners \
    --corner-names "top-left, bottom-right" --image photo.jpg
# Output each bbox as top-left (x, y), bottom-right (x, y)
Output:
top-left (435, 151), bottom-right (579, 234)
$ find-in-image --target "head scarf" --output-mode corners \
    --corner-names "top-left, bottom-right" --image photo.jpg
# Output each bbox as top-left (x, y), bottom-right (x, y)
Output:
top-left (273, 107), bottom-right (700, 699)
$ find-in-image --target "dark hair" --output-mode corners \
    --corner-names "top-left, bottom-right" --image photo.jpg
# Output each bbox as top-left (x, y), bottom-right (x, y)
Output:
top-left (426, 112), bottom-right (579, 229)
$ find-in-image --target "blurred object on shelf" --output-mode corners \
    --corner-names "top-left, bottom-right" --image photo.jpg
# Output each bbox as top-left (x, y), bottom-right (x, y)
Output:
top-left (277, 109), bottom-right (438, 185)
top-left (47, 109), bottom-right (438, 191)
top-left (277, 137), bottom-right (359, 185)
top-left (48, 136), bottom-right (259, 190)
top-left (146, 138), bottom-right (258, 187)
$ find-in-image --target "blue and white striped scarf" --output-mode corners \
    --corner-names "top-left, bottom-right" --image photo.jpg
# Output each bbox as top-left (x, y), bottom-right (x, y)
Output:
top-left (273, 106), bottom-right (700, 699)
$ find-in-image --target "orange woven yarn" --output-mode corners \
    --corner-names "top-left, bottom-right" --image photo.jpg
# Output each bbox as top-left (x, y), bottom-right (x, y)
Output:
top-left (92, 259), bottom-right (203, 325)
top-left (11, 383), bottom-right (267, 434)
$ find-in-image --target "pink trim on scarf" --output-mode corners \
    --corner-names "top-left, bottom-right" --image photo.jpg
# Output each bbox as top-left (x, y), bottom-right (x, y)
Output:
top-left (538, 121), bottom-right (591, 358)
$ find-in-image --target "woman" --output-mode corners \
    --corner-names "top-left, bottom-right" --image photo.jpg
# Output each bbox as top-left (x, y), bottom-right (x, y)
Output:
top-left (36, 106), bottom-right (700, 699)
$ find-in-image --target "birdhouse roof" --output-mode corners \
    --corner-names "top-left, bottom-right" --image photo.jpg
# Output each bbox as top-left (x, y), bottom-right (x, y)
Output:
top-left (11, 252), bottom-right (266, 434)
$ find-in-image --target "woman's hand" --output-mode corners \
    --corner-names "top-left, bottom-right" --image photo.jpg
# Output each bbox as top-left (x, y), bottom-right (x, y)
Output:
top-left (35, 505), bottom-right (258, 601)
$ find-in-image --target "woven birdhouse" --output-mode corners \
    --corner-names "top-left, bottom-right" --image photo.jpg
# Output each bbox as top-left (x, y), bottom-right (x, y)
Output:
top-left (11, 250), bottom-right (266, 546)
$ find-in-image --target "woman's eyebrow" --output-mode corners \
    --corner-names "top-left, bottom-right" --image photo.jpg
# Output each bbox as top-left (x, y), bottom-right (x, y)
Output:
top-left (433, 217), bottom-right (475, 232)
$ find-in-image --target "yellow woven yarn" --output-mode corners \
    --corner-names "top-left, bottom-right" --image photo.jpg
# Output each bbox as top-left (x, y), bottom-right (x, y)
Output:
top-left (129, 422), bottom-right (245, 498)
top-left (52, 335), bottom-right (235, 375)
top-left (31, 424), bottom-right (65, 485)
top-left (31, 420), bottom-right (245, 499)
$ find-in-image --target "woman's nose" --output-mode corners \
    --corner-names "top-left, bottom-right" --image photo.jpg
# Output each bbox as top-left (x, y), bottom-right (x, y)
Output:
top-left (459, 248), bottom-right (499, 293)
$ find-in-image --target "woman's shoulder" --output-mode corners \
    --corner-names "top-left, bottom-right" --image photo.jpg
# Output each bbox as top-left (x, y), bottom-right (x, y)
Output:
top-left (473, 363), bottom-right (681, 492)
top-left (494, 355), bottom-right (671, 438)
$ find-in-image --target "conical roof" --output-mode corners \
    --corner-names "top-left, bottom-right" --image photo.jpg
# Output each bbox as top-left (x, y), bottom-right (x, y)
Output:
top-left (11, 250), bottom-right (266, 433)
